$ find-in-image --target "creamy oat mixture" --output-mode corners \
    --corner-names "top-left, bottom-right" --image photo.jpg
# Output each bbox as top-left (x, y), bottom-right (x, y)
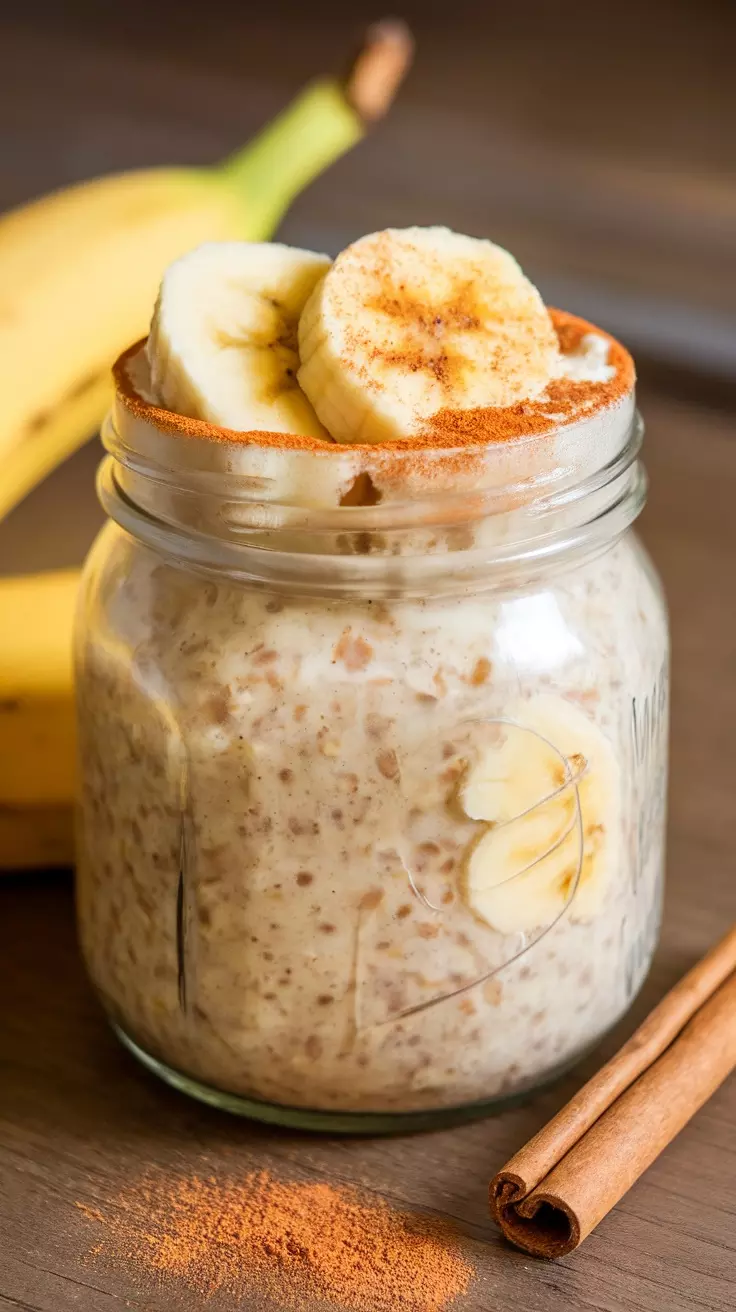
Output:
top-left (77, 527), bottom-right (667, 1112)
top-left (76, 230), bottom-right (668, 1115)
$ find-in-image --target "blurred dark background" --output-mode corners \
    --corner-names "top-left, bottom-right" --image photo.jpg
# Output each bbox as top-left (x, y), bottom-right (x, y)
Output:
top-left (1, 0), bottom-right (735, 567)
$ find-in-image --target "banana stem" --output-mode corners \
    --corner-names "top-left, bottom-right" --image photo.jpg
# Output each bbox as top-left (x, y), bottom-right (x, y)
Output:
top-left (220, 79), bottom-right (362, 241)
top-left (344, 19), bottom-right (414, 123)
top-left (219, 21), bottom-right (413, 240)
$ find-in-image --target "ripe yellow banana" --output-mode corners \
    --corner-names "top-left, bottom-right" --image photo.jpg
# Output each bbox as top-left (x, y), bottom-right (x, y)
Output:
top-left (0, 571), bottom-right (77, 867)
top-left (0, 24), bottom-right (414, 869)
top-left (0, 80), bottom-right (363, 521)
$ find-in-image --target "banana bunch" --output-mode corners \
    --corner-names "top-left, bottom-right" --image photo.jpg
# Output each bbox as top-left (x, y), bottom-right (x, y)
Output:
top-left (0, 24), bottom-right (412, 869)
top-left (458, 696), bottom-right (620, 933)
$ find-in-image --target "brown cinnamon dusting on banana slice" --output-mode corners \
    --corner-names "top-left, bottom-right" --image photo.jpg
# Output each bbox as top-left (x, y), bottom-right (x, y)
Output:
top-left (298, 228), bottom-right (560, 443)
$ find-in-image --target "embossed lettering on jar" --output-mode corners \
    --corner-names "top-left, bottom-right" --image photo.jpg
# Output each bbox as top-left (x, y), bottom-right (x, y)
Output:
top-left (75, 329), bottom-right (669, 1131)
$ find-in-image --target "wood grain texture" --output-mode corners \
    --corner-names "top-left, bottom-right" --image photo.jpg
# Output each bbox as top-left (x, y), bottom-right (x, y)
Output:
top-left (1, 5), bottom-right (735, 1309)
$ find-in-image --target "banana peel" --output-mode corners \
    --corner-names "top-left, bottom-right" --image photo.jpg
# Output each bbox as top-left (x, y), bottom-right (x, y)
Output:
top-left (0, 571), bottom-right (77, 867)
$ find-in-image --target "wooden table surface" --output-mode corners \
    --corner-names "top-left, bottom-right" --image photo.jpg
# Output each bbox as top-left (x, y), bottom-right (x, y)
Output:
top-left (1, 4), bottom-right (735, 1310)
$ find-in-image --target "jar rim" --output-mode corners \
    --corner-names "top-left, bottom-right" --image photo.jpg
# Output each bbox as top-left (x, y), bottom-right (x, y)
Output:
top-left (110, 335), bottom-right (637, 506)
top-left (114, 307), bottom-right (635, 459)
top-left (98, 413), bottom-right (646, 598)
top-left (101, 330), bottom-right (644, 596)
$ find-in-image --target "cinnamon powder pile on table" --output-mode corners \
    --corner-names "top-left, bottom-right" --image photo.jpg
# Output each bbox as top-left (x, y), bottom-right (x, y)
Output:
top-left (77, 1167), bottom-right (473, 1310)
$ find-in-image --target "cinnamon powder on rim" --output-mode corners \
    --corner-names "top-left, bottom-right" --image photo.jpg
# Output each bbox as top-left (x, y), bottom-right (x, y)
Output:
top-left (77, 1167), bottom-right (474, 1310)
top-left (114, 308), bottom-right (634, 453)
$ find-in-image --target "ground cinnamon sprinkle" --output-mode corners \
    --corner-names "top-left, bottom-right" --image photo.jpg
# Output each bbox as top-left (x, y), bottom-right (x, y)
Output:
top-left (114, 309), bottom-right (634, 454)
top-left (77, 1167), bottom-right (474, 1310)
top-left (422, 372), bottom-right (627, 445)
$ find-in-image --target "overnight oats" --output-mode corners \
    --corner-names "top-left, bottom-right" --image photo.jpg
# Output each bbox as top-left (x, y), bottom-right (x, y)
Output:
top-left (75, 228), bottom-right (669, 1129)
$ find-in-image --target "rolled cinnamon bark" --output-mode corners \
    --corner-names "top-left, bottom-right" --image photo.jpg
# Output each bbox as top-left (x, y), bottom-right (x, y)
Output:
top-left (490, 925), bottom-right (736, 1258)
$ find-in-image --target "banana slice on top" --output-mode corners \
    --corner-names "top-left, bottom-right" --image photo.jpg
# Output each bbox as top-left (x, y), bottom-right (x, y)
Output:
top-left (458, 696), bottom-right (621, 934)
top-left (147, 241), bottom-right (331, 436)
top-left (297, 226), bottom-right (559, 444)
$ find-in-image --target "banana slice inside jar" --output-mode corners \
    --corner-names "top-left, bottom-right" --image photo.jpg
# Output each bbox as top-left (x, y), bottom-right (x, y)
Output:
top-left (458, 696), bottom-right (621, 935)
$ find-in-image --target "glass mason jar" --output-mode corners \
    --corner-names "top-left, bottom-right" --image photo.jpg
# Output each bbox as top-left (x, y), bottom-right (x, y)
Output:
top-left (75, 340), bottom-right (669, 1132)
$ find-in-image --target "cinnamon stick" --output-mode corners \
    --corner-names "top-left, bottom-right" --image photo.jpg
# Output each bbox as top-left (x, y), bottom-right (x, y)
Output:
top-left (490, 924), bottom-right (736, 1258)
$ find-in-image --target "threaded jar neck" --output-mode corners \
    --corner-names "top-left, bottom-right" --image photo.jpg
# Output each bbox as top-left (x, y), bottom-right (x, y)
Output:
top-left (99, 356), bottom-right (645, 598)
